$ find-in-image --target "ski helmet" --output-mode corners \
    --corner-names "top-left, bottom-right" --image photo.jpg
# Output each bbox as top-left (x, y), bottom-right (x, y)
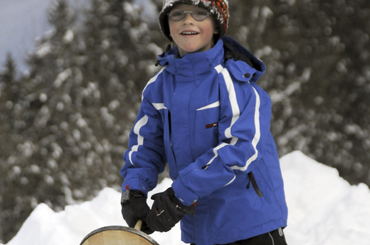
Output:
top-left (159, 0), bottom-right (229, 41)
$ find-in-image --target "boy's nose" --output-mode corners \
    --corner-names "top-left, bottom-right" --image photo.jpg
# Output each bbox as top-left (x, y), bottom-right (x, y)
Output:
top-left (183, 12), bottom-right (194, 22)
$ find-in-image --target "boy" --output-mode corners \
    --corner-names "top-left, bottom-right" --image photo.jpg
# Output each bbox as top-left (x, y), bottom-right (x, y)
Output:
top-left (120, 1), bottom-right (288, 244)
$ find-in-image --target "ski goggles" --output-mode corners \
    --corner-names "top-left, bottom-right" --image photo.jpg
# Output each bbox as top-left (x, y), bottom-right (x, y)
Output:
top-left (167, 8), bottom-right (211, 21)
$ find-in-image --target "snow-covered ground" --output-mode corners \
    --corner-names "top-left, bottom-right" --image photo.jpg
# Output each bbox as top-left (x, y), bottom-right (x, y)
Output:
top-left (3, 151), bottom-right (370, 245)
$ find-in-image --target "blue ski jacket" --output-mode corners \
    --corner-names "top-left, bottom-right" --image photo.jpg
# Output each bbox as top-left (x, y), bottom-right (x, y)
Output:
top-left (121, 36), bottom-right (288, 245)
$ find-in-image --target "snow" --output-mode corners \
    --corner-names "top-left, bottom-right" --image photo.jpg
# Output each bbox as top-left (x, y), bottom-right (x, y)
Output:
top-left (3, 151), bottom-right (370, 245)
top-left (63, 29), bottom-right (74, 44)
top-left (53, 69), bottom-right (72, 88)
top-left (281, 151), bottom-right (370, 244)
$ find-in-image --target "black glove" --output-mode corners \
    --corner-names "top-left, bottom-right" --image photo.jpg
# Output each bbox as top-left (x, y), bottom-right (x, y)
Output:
top-left (146, 187), bottom-right (197, 232)
top-left (121, 189), bottom-right (154, 234)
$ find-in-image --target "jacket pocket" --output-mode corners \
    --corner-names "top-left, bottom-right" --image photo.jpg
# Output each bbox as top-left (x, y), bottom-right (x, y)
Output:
top-left (193, 103), bottom-right (220, 159)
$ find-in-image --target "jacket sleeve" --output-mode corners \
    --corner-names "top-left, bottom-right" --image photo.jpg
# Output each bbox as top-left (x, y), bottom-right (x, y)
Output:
top-left (120, 91), bottom-right (167, 195)
top-left (172, 69), bottom-right (274, 206)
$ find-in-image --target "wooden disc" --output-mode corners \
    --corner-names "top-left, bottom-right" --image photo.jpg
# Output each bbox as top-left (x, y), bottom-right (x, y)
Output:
top-left (80, 226), bottom-right (160, 245)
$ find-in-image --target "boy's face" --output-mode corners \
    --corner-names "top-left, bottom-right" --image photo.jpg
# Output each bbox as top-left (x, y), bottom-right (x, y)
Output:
top-left (168, 4), bottom-right (218, 57)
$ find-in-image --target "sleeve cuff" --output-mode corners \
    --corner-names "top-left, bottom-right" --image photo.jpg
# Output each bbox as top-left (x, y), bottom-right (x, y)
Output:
top-left (122, 178), bottom-right (150, 196)
top-left (172, 178), bottom-right (198, 206)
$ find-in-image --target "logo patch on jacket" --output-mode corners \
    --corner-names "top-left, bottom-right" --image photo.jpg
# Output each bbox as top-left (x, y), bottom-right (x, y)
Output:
top-left (206, 122), bottom-right (218, 129)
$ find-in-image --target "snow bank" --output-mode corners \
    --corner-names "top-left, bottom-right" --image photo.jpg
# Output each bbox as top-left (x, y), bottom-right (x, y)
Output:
top-left (281, 151), bottom-right (370, 244)
top-left (4, 151), bottom-right (370, 245)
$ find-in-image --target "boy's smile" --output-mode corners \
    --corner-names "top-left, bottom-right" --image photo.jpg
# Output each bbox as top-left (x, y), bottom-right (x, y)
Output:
top-left (181, 31), bottom-right (199, 35)
top-left (168, 4), bottom-right (218, 57)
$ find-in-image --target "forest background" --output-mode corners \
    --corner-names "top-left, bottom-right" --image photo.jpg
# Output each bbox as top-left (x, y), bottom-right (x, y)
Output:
top-left (1, 0), bottom-right (369, 243)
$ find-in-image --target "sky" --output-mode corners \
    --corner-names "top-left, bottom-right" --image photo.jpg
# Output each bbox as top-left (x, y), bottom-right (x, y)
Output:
top-left (0, 0), bottom-right (55, 72)
top-left (3, 151), bottom-right (370, 245)
top-left (0, 0), bottom-right (156, 74)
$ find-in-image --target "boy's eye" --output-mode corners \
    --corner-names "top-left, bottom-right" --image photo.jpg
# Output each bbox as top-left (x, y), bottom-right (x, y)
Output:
top-left (193, 9), bottom-right (208, 17)
top-left (170, 10), bottom-right (184, 18)
top-left (168, 8), bottom-right (210, 21)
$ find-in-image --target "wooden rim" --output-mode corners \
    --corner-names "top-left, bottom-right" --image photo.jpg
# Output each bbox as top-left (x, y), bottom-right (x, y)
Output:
top-left (79, 225), bottom-right (160, 245)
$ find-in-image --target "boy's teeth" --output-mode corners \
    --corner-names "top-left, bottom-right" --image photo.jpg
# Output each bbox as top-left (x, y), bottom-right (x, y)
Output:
top-left (182, 32), bottom-right (197, 35)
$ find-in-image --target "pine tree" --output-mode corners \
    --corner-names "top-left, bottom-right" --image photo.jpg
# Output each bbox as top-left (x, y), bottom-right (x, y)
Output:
top-left (1, 0), bottom-right (164, 242)
top-left (0, 53), bottom-right (17, 242)
top-left (0, 53), bottom-right (17, 85)
top-left (0, 0), bottom-right (78, 242)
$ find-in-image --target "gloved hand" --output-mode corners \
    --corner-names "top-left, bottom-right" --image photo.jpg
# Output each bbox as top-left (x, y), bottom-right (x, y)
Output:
top-left (121, 188), bottom-right (154, 234)
top-left (146, 187), bottom-right (197, 232)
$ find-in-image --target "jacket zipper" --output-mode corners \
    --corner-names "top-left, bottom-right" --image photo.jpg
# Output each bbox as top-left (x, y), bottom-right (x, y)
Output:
top-left (247, 172), bottom-right (263, 197)
top-left (168, 111), bottom-right (177, 163)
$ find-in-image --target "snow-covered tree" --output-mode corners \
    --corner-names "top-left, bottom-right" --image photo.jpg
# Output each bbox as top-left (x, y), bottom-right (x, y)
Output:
top-left (0, 0), bottom-right (164, 242)
top-left (227, 0), bottom-right (370, 185)
top-left (0, 53), bottom-right (17, 85)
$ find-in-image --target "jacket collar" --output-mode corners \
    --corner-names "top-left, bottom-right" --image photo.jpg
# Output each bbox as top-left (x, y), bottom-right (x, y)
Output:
top-left (157, 39), bottom-right (225, 77)
top-left (156, 36), bottom-right (266, 83)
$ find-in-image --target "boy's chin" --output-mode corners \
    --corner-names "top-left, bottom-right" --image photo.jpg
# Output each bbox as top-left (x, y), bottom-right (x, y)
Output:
top-left (178, 45), bottom-right (212, 57)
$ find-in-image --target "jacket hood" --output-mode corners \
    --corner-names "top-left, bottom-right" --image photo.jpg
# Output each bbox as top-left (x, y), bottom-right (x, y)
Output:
top-left (222, 36), bottom-right (266, 83)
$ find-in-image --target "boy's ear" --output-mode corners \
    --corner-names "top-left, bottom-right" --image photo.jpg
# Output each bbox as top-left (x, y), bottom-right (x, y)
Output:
top-left (214, 27), bottom-right (219, 35)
